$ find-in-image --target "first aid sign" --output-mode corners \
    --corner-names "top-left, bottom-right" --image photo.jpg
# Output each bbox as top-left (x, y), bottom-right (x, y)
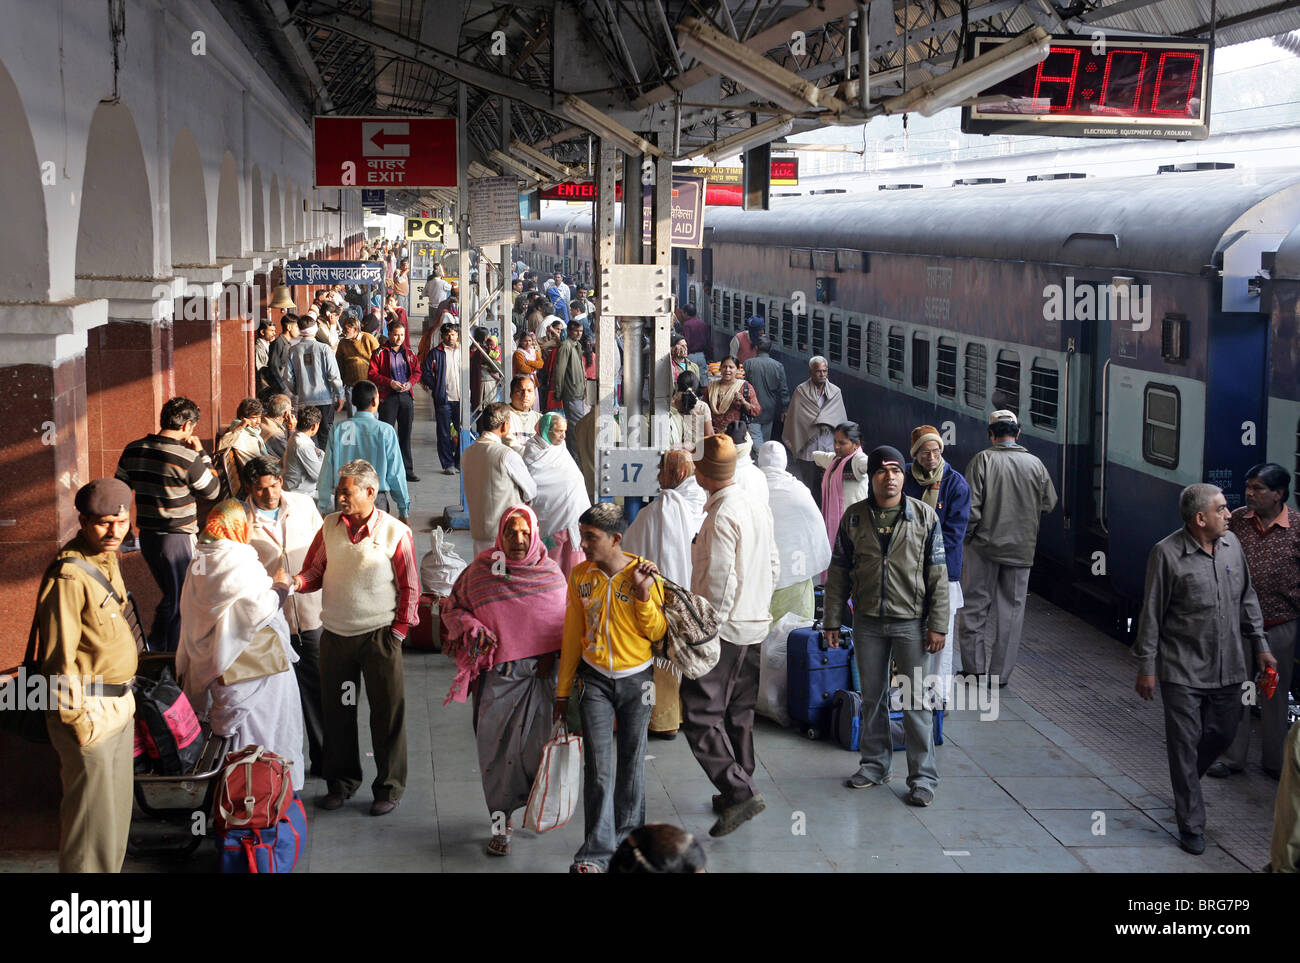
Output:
top-left (314, 116), bottom-right (458, 189)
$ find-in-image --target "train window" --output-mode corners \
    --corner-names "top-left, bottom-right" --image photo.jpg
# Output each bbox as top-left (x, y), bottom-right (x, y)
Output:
top-left (731, 294), bottom-right (743, 332)
top-left (887, 326), bottom-right (905, 382)
top-left (712, 290), bottom-right (722, 329)
top-left (797, 310), bottom-right (809, 352)
top-left (829, 313), bottom-right (843, 365)
top-left (1143, 384), bottom-right (1180, 469)
top-left (782, 305), bottom-right (795, 348)
top-left (812, 310), bottom-right (826, 358)
top-left (790, 248), bottom-right (813, 270)
top-left (964, 342), bottom-right (987, 409)
top-left (755, 298), bottom-right (766, 328)
top-left (864, 320), bottom-right (881, 376)
top-left (846, 320), bottom-right (862, 369)
top-left (813, 249), bottom-right (836, 272)
top-left (936, 338), bottom-right (957, 398)
top-left (722, 293), bottom-right (732, 332)
top-left (912, 334), bottom-right (930, 390)
top-left (993, 349), bottom-right (1021, 414)
top-left (1030, 359), bottom-right (1060, 432)
top-left (743, 296), bottom-right (753, 324)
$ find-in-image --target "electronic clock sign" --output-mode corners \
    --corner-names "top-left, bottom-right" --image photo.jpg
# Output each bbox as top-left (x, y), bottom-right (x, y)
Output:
top-left (962, 34), bottom-right (1211, 140)
top-left (539, 181), bottom-right (598, 201)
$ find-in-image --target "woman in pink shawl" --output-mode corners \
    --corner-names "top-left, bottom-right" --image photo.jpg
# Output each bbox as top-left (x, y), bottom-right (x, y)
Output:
top-left (815, 422), bottom-right (871, 572)
top-left (440, 504), bottom-right (568, 858)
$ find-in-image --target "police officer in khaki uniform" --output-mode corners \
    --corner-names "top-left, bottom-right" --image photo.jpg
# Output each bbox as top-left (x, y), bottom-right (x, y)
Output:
top-left (37, 478), bottom-right (141, 873)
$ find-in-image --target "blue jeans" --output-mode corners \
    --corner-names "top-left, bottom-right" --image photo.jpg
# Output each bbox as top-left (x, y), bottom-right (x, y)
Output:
top-left (574, 663), bottom-right (653, 870)
top-left (749, 420), bottom-right (769, 449)
top-left (853, 616), bottom-right (938, 792)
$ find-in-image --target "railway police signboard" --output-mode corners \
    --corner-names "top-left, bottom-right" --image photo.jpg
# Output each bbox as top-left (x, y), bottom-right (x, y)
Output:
top-left (284, 261), bottom-right (384, 285)
top-left (314, 116), bottom-right (458, 187)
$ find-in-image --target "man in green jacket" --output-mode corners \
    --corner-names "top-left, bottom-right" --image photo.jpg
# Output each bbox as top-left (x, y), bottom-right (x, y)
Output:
top-left (552, 320), bottom-right (588, 457)
top-left (957, 410), bottom-right (1058, 687)
top-left (824, 445), bottom-right (949, 807)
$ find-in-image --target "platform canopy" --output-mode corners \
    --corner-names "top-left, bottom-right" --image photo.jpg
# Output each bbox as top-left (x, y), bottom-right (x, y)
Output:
top-left (218, 0), bottom-right (1300, 213)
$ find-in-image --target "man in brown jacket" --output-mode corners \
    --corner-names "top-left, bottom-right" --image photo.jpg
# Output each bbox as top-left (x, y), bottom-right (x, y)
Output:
top-left (36, 479), bottom-right (143, 872)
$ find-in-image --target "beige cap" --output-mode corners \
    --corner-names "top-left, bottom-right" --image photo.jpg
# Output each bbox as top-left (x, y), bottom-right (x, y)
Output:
top-left (989, 409), bottom-right (1018, 425)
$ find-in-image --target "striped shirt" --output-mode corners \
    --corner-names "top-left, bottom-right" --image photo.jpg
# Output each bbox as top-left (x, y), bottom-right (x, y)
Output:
top-left (115, 434), bottom-right (221, 534)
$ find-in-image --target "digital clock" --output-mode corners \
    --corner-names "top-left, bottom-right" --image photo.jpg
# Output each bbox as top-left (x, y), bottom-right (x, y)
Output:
top-left (539, 181), bottom-right (598, 201)
top-left (962, 34), bottom-right (1211, 140)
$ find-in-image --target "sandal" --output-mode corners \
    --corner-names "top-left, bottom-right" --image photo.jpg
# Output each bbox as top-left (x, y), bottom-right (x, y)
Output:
top-left (569, 860), bottom-right (602, 873)
top-left (486, 832), bottom-right (512, 857)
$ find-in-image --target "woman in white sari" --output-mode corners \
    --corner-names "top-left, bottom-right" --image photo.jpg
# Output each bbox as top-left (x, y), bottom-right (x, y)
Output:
top-left (177, 500), bottom-right (306, 791)
top-left (522, 412), bottom-right (590, 576)
top-left (622, 450), bottom-right (707, 739)
top-left (757, 442), bottom-right (832, 623)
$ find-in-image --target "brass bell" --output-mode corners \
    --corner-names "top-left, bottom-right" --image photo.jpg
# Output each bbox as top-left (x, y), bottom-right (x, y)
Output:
top-left (269, 285), bottom-right (296, 310)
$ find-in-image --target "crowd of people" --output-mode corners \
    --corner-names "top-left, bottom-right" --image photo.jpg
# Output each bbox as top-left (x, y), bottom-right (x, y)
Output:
top-left (21, 255), bottom-right (1300, 876)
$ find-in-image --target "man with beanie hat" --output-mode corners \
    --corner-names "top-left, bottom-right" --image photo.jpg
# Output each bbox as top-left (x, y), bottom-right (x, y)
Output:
top-left (681, 434), bottom-right (781, 837)
top-left (902, 425), bottom-right (971, 705)
top-left (32, 479), bottom-right (143, 871)
top-left (824, 446), bottom-right (949, 807)
top-left (957, 411), bottom-right (1058, 687)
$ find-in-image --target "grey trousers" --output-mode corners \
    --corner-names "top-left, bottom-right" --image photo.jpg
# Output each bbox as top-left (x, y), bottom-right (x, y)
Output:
top-left (957, 545), bottom-right (1031, 683)
top-left (1221, 619), bottom-right (1296, 773)
top-left (681, 640), bottom-right (762, 805)
top-left (1161, 681), bottom-right (1242, 836)
top-left (854, 616), bottom-right (938, 792)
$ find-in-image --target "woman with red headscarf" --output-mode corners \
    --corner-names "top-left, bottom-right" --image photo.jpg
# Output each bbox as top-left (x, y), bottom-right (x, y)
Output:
top-left (440, 504), bottom-right (569, 857)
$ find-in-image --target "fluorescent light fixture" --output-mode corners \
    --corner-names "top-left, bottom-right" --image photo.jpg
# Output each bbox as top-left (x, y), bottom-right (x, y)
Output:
top-left (467, 160), bottom-right (501, 179)
top-left (687, 115), bottom-right (794, 162)
top-left (677, 16), bottom-right (844, 114)
top-left (509, 140), bottom-right (573, 181)
top-left (881, 26), bottom-right (1051, 118)
top-left (487, 149), bottom-right (544, 186)
top-left (560, 96), bottom-right (664, 158)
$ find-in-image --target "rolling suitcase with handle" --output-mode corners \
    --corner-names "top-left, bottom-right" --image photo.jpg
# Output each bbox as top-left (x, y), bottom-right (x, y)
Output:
top-left (786, 624), bottom-right (854, 740)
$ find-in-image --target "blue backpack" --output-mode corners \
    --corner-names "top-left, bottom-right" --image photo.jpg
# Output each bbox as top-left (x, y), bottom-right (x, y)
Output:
top-left (217, 794), bottom-right (308, 873)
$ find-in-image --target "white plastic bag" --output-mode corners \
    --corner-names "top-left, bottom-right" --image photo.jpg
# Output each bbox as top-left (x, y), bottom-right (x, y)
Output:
top-left (523, 725), bottom-right (582, 834)
top-left (756, 612), bottom-right (814, 728)
top-left (419, 527), bottom-right (467, 595)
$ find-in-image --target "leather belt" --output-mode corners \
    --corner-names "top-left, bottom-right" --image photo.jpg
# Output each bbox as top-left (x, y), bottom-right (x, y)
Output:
top-left (84, 681), bottom-right (134, 698)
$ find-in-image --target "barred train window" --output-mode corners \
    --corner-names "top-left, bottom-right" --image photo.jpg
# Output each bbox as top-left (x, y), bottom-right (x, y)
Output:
top-left (829, 313), bottom-right (843, 365)
top-left (1143, 384), bottom-right (1180, 469)
top-left (782, 306), bottom-right (794, 348)
top-left (994, 349), bottom-right (1020, 414)
top-left (743, 296), bottom-right (753, 325)
top-left (812, 310), bottom-right (826, 358)
top-left (964, 342), bottom-right (987, 410)
top-left (865, 320), bottom-right (881, 376)
top-left (731, 294), bottom-right (743, 332)
top-left (712, 289), bottom-right (721, 327)
top-left (936, 338), bottom-right (957, 398)
top-left (887, 326), bottom-right (905, 382)
top-left (797, 310), bottom-right (809, 352)
top-left (912, 334), bottom-right (930, 390)
top-left (755, 298), bottom-right (766, 330)
top-left (1029, 359), bottom-right (1060, 432)
top-left (721, 292), bottom-right (731, 331)
top-left (846, 320), bottom-right (861, 370)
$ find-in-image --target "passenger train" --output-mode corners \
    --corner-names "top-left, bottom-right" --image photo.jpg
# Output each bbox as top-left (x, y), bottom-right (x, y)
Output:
top-left (519, 166), bottom-right (1300, 637)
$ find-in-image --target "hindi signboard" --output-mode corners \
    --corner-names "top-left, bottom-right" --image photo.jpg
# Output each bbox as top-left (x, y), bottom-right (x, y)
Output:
top-left (284, 261), bottom-right (386, 286)
top-left (641, 174), bottom-right (706, 249)
top-left (314, 117), bottom-right (457, 188)
top-left (469, 176), bottom-right (523, 246)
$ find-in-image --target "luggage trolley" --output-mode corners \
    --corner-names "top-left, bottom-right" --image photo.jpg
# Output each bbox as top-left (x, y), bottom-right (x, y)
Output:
top-left (127, 652), bottom-right (233, 859)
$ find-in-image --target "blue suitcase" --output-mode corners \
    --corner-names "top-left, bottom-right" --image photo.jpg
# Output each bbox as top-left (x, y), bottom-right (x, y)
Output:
top-left (216, 793), bottom-right (308, 873)
top-left (787, 624), bottom-right (855, 740)
top-left (889, 687), bottom-right (945, 750)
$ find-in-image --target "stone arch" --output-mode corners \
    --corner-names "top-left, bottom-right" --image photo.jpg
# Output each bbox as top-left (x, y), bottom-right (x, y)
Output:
top-left (0, 59), bottom-right (49, 300)
top-left (76, 102), bottom-right (153, 278)
top-left (250, 164), bottom-right (265, 251)
top-left (168, 128), bottom-right (209, 266)
top-left (269, 171), bottom-right (282, 248)
top-left (215, 150), bottom-right (242, 258)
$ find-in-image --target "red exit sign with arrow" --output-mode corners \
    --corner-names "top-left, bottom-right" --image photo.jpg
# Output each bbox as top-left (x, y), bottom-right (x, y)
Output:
top-left (313, 116), bottom-right (458, 189)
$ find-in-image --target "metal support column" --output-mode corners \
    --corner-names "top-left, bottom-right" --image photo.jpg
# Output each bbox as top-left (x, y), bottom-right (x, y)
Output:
top-left (649, 143), bottom-right (673, 451)
top-left (593, 141), bottom-right (620, 503)
top-left (448, 81), bottom-right (472, 528)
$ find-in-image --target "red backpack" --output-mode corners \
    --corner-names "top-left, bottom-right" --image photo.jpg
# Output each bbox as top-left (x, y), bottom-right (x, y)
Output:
top-left (213, 745), bottom-right (295, 831)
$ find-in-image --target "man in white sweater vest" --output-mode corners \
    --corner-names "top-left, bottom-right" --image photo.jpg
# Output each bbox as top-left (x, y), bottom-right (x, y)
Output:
top-left (294, 459), bottom-right (420, 816)
top-left (463, 402), bottom-right (537, 556)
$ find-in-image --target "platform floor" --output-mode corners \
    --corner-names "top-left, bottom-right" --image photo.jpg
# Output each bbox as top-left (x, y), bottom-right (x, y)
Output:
top-left (1, 410), bottom-right (1281, 873)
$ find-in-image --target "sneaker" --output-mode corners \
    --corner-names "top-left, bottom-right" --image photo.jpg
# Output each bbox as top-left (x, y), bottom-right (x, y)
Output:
top-left (442, 467), bottom-right (455, 475)
top-left (1178, 831), bottom-right (1205, 856)
top-left (846, 770), bottom-right (891, 790)
top-left (709, 793), bottom-right (766, 837)
top-left (904, 786), bottom-right (934, 807)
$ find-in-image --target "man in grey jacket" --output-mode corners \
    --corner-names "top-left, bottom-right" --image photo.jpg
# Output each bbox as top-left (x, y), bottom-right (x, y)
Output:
top-left (742, 337), bottom-right (789, 451)
top-left (957, 410), bottom-right (1058, 687)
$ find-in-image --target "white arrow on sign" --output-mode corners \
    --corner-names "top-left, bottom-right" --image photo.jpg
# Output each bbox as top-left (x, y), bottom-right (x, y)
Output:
top-left (362, 122), bottom-right (411, 158)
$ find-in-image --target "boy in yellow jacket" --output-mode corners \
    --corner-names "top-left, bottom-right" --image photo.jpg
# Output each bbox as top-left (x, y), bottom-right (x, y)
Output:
top-left (555, 502), bottom-right (666, 873)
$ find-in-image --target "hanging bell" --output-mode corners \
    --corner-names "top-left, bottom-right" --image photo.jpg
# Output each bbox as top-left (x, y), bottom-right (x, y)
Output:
top-left (269, 285), bottom-right (296, 310)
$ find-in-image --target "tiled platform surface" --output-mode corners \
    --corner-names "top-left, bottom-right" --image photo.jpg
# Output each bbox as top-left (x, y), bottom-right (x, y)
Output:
top-left (1, 413), bottom-right (1281, 873)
